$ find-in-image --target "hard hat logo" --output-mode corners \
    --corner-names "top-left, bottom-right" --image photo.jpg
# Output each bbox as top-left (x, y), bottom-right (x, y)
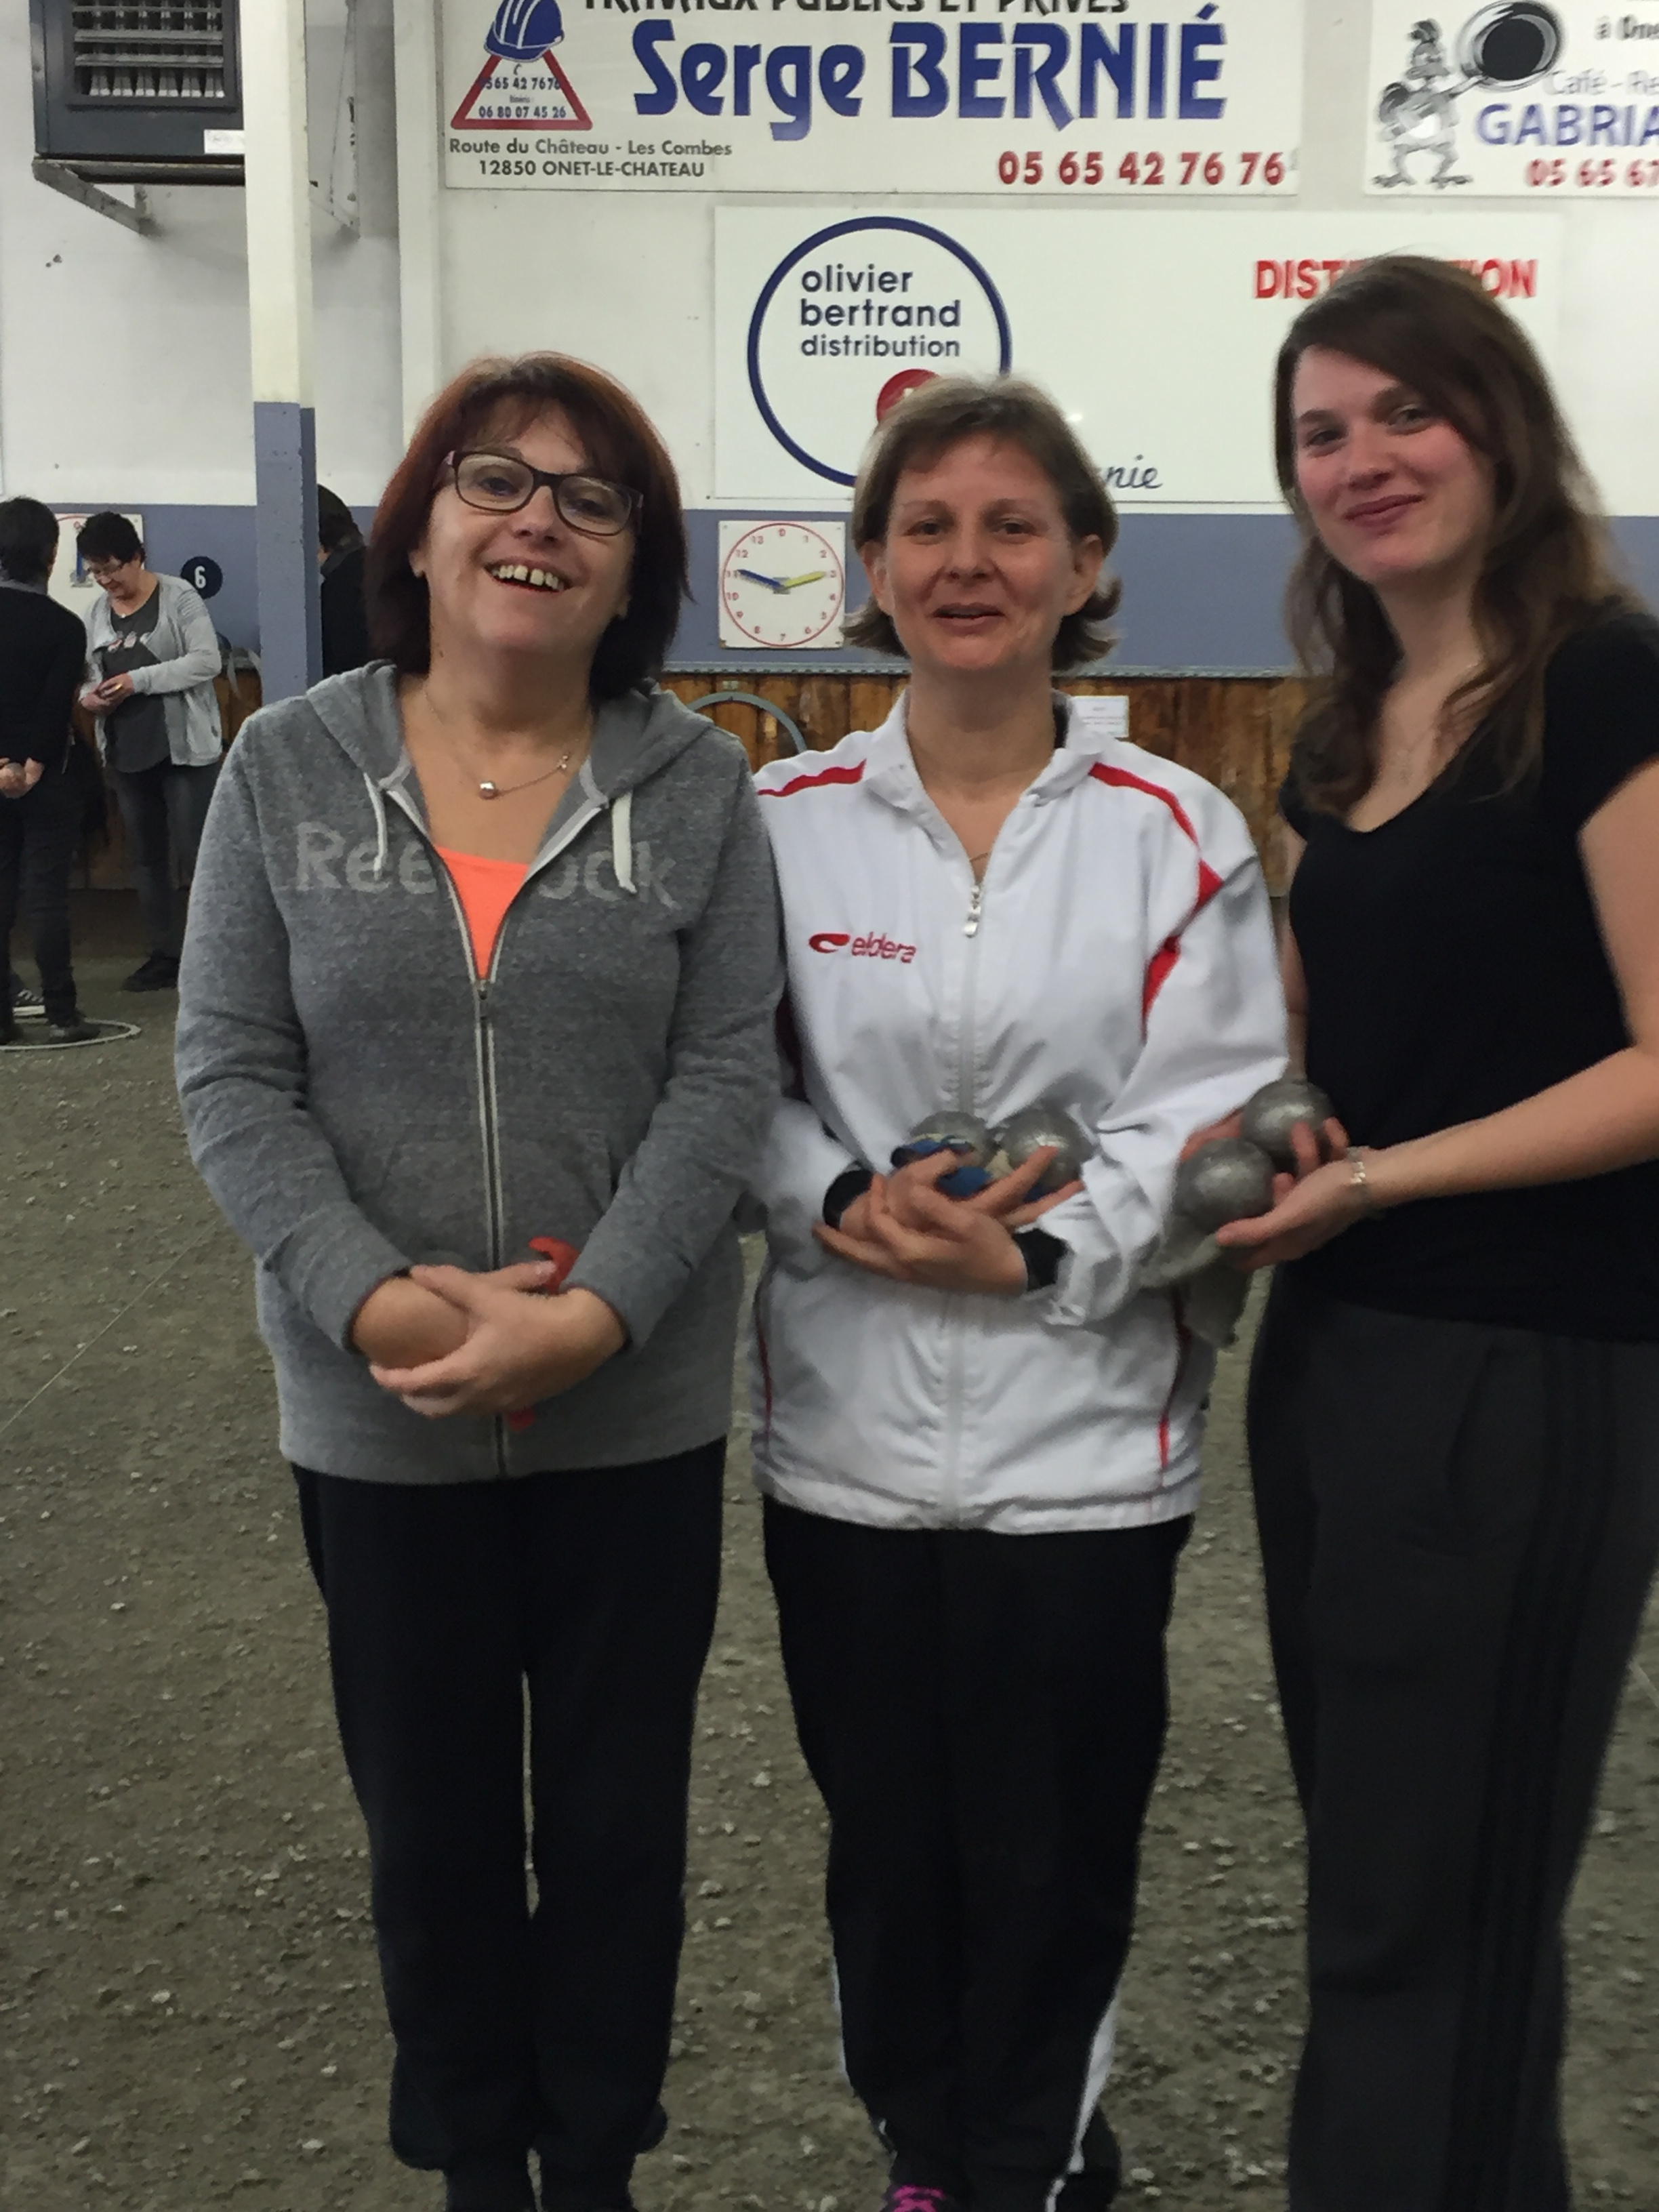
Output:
top-left (487, 0), bottom-right (565, 62)
top-left (453, 0), bottom-right (592, 131)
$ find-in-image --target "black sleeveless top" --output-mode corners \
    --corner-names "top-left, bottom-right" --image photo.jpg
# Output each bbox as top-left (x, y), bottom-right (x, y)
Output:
top-left (1281, 610), bottom-right (1659, 1343)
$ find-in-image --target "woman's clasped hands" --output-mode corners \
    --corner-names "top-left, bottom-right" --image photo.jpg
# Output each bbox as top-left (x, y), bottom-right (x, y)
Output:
top-left (815, 1145), bottom-right (1082, 1294)
top-left (352, 1258), bottom-right (626, 1419)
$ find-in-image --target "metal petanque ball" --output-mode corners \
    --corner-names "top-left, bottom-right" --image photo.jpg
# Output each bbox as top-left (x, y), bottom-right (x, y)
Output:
top-left (994, 1103), bottom-right (1090, 1194)
top-left (1240, 1076), bottom-right (1336, 1172)
top-left (893, 1110), bottom-right (995, 1169)
top-left (1172, 1138), bottom-right (1277, 1233)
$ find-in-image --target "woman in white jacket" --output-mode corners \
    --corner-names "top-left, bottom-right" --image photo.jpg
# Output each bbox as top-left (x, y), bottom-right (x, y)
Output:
top-left (78, 510), bottom-right (222, 993)
top-left (750, 377), bottom-right (1286, 2212)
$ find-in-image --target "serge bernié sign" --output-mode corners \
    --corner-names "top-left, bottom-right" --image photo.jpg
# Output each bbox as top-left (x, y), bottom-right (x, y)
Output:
top-left (715, 207), bottom-right (1561, 499)
top-left (441, 0), bottom-right (1304, 192)
top-left (1364, 0), bottom-right (1659, 196)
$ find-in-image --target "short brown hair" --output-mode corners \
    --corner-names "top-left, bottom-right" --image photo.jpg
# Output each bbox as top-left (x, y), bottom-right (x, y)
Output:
top-left (845, 375), bottom-right (1120, 670)
top-left (1275, 255), bottom-right (1633, 816)
top-left (367, 354), bottom-right (688, 699)
top-left (78, 510), bottom-right (144, 567)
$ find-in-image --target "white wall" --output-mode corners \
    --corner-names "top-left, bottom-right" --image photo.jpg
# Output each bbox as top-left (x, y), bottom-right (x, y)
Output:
top-left (0, 0), bottom-right (404, 510)
top-left (1, 0), bottom-right (1654, 523)
top-left (430, 1), bottom-right (1659, 518)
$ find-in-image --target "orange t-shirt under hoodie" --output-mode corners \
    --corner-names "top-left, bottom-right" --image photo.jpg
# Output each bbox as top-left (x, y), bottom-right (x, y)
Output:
top-left (435, 846), bottom-right (529, 977)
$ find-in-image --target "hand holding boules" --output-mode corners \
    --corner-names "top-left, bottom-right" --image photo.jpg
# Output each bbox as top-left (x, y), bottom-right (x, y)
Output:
top-left (817, 1145), bottom-right (1078, 1294)
top-left (987, 1103), bottom-right (1090, 1195)
top-left (1239, 1076), bottom-right (1336, 1171)
top-left (890, 1110), bottom-right (996, 1198)
top-left (1143, 1078), bottom-right (1357, 1315)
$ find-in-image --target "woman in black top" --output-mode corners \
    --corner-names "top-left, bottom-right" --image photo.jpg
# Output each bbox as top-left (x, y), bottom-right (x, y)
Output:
top-left (1214, 259), bottom-right (1659, 2209)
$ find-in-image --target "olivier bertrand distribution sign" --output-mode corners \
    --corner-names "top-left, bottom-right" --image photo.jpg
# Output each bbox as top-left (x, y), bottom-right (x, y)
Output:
top-left (714, 208), bottom-right (1561, 501)
top-left (442, 0), bottom-right (1304, 191)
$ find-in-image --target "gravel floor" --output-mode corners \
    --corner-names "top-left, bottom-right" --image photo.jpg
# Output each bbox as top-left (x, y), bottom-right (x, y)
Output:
top-left (3, 925), bottom-right (1655, 2211)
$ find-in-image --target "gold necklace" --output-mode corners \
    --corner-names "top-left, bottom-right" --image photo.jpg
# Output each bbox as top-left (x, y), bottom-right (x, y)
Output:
top-left (473, 748), bottom-right (573, 801)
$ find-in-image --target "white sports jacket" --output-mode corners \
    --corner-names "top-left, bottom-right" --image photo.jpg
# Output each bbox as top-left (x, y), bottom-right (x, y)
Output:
top-left (748, 694), bottom-right (1287, 1534)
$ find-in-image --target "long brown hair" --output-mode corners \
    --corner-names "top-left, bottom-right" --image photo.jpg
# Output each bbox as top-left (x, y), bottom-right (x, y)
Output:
top-left (845, 375), bottom-right (1120, 671)
top-left (1275, 256), bottom-right (1631, 816)
top-left (367, 354), bottom-right (688, 701)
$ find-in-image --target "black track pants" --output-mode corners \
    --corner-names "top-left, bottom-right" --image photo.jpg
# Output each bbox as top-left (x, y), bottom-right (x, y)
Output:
top-left (763, 1497), bottom-right (1190, 2212)
top-left (294, 1443), bottom-right (724, 2209)
top-left (1248, 1275), bottom-right (1659, 2212)
top-left (0, 773), bottom-right (82, 1024)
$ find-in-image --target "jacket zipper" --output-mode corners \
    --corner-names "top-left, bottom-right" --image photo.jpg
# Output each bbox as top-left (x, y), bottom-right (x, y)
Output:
top-left (385, 787), bottom-right (609, 1479)
top-left (940, 861), bottom-right (989, 1523)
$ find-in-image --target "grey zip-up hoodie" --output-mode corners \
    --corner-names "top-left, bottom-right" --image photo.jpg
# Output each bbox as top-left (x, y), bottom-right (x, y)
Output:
top-left (176, 663), bottom-right (782, 1483)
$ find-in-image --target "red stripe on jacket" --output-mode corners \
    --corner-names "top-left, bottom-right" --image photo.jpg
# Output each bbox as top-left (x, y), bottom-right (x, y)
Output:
top-left (1089, 762), bottom-right (1225, 1027)
top-left (758, 763), bottom-right (866, 800)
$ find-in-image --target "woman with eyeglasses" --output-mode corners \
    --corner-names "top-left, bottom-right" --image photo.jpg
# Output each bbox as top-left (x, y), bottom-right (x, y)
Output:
top-left (175, 354), bottom-right (782, 2212)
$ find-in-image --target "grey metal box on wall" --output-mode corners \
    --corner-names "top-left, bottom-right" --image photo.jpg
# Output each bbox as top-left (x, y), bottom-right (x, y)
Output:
top-left (29, 0), bottom-right (243, 179)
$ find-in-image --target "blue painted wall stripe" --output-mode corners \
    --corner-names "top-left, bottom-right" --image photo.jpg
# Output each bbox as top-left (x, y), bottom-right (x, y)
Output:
top-left (54, 505), bottom-right (1659, 681)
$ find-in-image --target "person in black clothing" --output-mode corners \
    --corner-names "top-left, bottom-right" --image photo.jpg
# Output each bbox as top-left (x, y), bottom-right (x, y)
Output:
top-left (0, 497), bottom-right (98, 1046)
top-left (1206, 258), bottom-right (1659, 2210)
top-left (319, 484), bottom-right (372, 674)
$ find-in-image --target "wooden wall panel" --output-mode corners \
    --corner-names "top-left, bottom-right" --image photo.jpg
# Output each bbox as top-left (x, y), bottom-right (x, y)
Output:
top-left (673, 671), bottom-right (1305, 891)
top-left (72, 670), bottom-right (1299, 895)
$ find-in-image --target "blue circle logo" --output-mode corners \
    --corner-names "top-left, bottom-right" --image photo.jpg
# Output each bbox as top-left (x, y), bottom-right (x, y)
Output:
top-left (746, 218), bottom-right (1013, 489)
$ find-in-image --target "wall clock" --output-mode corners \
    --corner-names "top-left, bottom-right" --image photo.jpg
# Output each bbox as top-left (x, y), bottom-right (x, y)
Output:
top-left (717, 520), bottom-right (846, 651)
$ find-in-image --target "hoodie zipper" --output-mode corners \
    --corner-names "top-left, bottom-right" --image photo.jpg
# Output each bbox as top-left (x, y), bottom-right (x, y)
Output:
top-left (939, 858), bottom-right (989, 1523)
top-left (385, 785), bottom-right (609, 1478)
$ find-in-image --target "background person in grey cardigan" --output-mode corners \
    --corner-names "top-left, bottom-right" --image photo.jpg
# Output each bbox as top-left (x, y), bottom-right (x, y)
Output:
top-left (174, 354), bottom-right (782, 2212)
top-left (78, 510), bottom-right (222, 993)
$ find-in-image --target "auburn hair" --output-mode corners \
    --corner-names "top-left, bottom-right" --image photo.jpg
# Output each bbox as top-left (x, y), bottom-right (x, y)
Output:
top-left (367, 354), bottom-right (687, 699)
top-left (844, 374), bottom-right (1119, 671)
top-left (1275, 255), bottom-right (1633, 817)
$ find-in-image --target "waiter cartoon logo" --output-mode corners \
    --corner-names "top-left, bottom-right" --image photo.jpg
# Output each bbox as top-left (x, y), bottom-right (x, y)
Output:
top-left (1373, 1), bottom-right (1561, 186)
top-left (451, 0), bottom-right (592, 131)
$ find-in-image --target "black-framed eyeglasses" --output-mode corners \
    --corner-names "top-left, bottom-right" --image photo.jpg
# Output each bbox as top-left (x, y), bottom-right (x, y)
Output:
top-left (445, 449), bottom-right (640, 537)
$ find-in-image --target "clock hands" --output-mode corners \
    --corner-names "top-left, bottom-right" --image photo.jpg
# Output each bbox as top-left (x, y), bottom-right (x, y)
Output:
top-left (735, 567), bottom-right (832, 595)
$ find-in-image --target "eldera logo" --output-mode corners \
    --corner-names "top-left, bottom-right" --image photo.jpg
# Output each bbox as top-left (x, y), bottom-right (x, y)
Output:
top-left (453, 0), bottom-right (591, 131)
top-left (808, 929), bottom-right (917, 964)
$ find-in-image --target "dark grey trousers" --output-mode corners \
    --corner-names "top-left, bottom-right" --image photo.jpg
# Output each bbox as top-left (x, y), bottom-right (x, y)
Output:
top-left (1248, 1273), bottom-right (1659, 2212)
top-left (110, 756), bottom-right (218, 958)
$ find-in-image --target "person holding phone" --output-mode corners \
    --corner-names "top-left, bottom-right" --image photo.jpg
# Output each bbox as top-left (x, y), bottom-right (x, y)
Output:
top-left (79, 510), bottom-right (222, 994)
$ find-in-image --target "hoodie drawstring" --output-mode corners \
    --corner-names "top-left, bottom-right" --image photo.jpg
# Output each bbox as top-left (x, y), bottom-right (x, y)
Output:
top-left (364, 773), bottom-right (391, 881)
top-left (611, 788), bottom-right (636, 895)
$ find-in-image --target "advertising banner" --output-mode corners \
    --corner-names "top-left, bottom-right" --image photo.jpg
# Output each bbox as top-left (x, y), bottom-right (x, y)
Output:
top-left (442, 0), bottom-right (1305, 194)
top-left (715, 207), bottom-right (1561, 499)
top-left (1364, 0), bottom-right (1659, 196)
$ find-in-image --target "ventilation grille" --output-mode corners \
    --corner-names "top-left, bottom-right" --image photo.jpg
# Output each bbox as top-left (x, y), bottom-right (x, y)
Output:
top-left (71, 1), bottom-right (232, 102)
